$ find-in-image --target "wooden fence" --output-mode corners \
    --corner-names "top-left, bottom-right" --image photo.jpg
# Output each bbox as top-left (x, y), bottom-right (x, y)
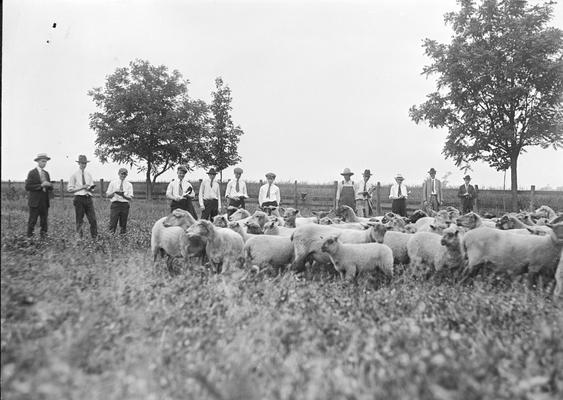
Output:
top-left (3, 180), bottom-right (562, 215)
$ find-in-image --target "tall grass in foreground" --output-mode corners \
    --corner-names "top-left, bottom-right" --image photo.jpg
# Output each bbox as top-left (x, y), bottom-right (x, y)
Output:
top-left (1, 200), bottom-right (562, 399)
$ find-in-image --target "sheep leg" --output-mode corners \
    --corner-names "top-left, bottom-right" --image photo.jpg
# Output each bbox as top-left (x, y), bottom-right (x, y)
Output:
top-left (291, 254), bottom-right (308, 273)
top-left (345, 264), bottom-right (357, 281)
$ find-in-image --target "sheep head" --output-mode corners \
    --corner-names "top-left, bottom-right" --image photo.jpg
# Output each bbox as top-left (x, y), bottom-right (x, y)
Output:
top-left (320, 236), bottom-right (340, 254)
top-left (370, 223), bottom-right (391, 244)
top-left (187, 220), bottom-right (214, 239)
top-left (163, 208), bottom-right (196, 228)
top-left (229, 208), bottom-right (251, 221)
top-left (456, 212), bottom-right (481, 229)
top-left (213, 214), bottom-right (229, 228)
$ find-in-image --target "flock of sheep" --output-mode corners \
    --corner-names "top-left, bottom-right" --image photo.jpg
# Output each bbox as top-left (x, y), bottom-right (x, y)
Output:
top-left (150, 204), bottom-right (563, 298)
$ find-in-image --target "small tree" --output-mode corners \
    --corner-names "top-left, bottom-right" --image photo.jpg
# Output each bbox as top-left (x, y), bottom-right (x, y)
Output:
top-left (203, 77), bottom-right (244, 181)
top-left (410, 0), bottom-right (563, 211)
top-left (89, 59), bottom-right (208, 199)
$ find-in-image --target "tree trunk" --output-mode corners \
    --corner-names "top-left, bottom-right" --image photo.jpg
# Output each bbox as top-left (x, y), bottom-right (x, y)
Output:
top-left (510, 155), bottom-right (518, 212)
top-left (146, 164), bottom-right (152, 201)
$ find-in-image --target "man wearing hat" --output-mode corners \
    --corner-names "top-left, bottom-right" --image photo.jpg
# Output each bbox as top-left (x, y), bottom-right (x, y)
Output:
top-left (355, 169), bottom-right (376, 217)
top-left (457, 175), bottom-right (477, 214)
top-left (166, 165), bottom-right (197, 218)
top-left (25, 153), bottom-right (54, 237)
top-left (106, 168), bottom-right (134, 234)
top-left (335, 168), bottom-right (357, 211)
top-left (259, 172), bottom-right (281, 216)
top-left (422, 167), bottom-right (443, 213)
top-left (389, 173), bottom-right (408, 217)
top-left (68, 155), bottom-right (98, 238)
top-left (225, 167), bottom-right (248, 218)
top-left (199, 167), bottom-right (221, 221)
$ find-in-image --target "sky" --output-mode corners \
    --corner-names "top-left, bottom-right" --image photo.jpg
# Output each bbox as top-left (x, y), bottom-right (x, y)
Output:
top-left (2, 0), bottom-right (562, 190)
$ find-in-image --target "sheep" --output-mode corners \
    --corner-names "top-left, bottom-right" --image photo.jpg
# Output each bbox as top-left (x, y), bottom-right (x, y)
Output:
top-left (244, 235), bottom-right (294, 272)
top-left (263, 220), bottom-right (295, 237)
top-left (409, 209), bottom-right (429, 224)
top-left (496, 214), bottom-right (550, 235)
top-left (460, 223), bottom-right (563, 285)
top-left (186, 220), bottom-right (245, 273)
top-left (370, 223), bottom-right (411, 265)
top-left (228, 221), bottom-right (259, 243)
top-left (213, 214), bottom-right (229, 228)
top-left (151, 209), bottom-right (196, 262)
top-left (229, 208), bottom-right (251, 222)
top-left (246, 210), bottom-right (270, 229)
top-left (320, 236), bottom-right (393, 280)
top-left (534, 205), bottom-right (557, 221)
top-left (283, 208), bottom-right (318, 228)
top-left (335, 205), bottom-right (372, 223)
top-left (290, 224), bottom-right (382, 272)
top-left (455, 212), bottom-right (496, 231)
top-left (414, 216), bottom-right (436, 231)
top-left (406, 231), bottom-right (448, 273)
top-left (438, 225), bottom-right (465, 272)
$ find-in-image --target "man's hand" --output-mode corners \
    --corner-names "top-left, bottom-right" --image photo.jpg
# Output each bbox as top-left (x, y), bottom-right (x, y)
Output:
top-left (41, 181), bottom-right (52, 188)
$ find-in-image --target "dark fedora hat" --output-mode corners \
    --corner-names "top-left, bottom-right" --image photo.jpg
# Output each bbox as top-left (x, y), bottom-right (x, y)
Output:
top-left (177, 165), bottom-right (188, 173)
top-left (428, 168), bottom-right (437, 174)
top-left (463, 175), bottom-right (471, 180)
top-left (363, 169), bottom-right (372, 177)
top-left (234, 167), bottom-right (243, 174)
top-left (207, 168), bottom-right (217, 175)
top-left (76, 155), bottom-right (91, 163)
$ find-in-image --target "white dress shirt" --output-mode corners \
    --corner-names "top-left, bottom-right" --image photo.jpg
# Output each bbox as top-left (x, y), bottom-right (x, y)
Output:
top-left (225, 178), bottom-right (248, 199)
top-left (258, 183), bottom-right (281, 205)
top-left (199, 178), bottom-right (221, 208)
top-left (166, 178), bottom-right (194, 200)
top-left (68, 169), bottom-right (95, 196)
top-left (355, 180), bottom-right (376, 200)
top-left (389, 182), bottom-right (408, 200)
top-left (106, 179), bottom-right (134, 203)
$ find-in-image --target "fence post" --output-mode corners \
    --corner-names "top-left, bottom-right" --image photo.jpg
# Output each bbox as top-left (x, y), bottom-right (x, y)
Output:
top-left (333, 181), bottom-right (338, 209)
top-left (529, 185), bottom-right (535, 211)
top-left (294, 180), bottom-right (298, 209)
top-left (100, 179), bottom-right (105, 198)
top-left (376, 182), bottom-right (382, 216)
top-left (60, 179), bottom-right (64, 200)
top-left (474, 184), bottom-right (479, 214)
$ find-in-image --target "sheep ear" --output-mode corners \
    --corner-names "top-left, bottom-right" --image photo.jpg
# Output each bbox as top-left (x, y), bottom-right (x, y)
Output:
top-left (386, 226), bottom-right (393, 231)
top-left (526, 228), bottom-right (534, 234)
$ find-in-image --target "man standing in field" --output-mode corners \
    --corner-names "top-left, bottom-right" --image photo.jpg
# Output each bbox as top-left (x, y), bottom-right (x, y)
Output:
top-left (389, 173), bottom-right (408, 217)
top-left (106, 168), bottom-right (134, 234)
top-left (335, 168), bottom-right (357, 211)
top-left (199, 168), bottom-right (221, 221)
top-left (458, 174), bottom-right (477, 214)
top-left (422, 167), bottom-right (442, 214)
top-left (355, 169), bottom-right (375, 217)
top-left (166, 165), bottom-right (197, 218)
top-left (25, 153), bottom-right (54, 238)
top-left (225, 167), bottom-right (248, 218)
top-left (68, 155), bottom-right (98, 239)
top-left (259, 172), bottom-right (281, 216)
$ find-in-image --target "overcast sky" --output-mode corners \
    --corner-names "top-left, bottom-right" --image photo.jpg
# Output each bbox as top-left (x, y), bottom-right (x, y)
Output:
top-left (2, 0), bottom-right (562, 189)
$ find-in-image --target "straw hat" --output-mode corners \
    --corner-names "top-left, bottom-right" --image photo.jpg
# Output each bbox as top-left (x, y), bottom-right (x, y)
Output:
top-left (265, 172), bottom-right (276, 179)
top-left (34, 153), bottom-right (51, 161)
top-left (340, 168), bottom-right (354, 176)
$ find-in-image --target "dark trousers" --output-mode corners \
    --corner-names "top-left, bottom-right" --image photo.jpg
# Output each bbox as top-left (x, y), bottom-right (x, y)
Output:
top-left (27, 204), bottom-right (49, 237)
top-left (227, 198), bottom-right (246, 217)
top-left (170, 198), bottom-right (198, 219)
top-left (201, 199), bottom-right (219, 221)
top-left (73, 195), bottom-right (98, 238)
top-left (109, 202), bottom-right (130, 234)
top-left (392, 198), bottom-right (407, 217)
top-left (461, 199), bottom-right (474, 214)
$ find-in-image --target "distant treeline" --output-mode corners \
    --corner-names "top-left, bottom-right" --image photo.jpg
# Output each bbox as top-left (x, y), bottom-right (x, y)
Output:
top-left (3, 180), bottom-right (562, 215)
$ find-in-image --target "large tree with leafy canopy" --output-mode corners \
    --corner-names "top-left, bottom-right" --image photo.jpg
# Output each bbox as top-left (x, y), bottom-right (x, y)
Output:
top-left (203, 77), bottom-right (244, 181)
top-left (88, 59), bottom-right (208, 199)
top-left (410, 0), bottom-right (563, 211)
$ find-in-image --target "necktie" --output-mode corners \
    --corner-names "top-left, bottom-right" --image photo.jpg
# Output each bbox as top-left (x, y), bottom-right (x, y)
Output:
top-left (398, 184), bottom-right (402, 197)
top-left (363, 182), bottom-right (367, 192)
top-left (179, 180), bottom-right (183, 196)
top-left (236, 179), bottom-right (240, 192)
top-left (432, 179), bottom-right (435, 193)
top-left (266, 184), bottom-right (271, 198)
top-left (40, 169), bottom-right (46, 182)
top-left (82, 170), bottom-right (86, 186)
top-left (119, 179), bottom-right (124, 192)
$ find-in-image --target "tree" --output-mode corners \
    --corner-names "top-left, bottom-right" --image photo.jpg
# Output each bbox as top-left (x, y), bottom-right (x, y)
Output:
top-left (203, 77), bottom-right (244, 181)
top-left (410, 0), bottom-right (563, 211)
top-left (89, 59), bottom-right (208, 199)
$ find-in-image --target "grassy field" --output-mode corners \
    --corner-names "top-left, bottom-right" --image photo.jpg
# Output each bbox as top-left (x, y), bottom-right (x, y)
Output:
top-left (1, 199), bottom-right (562, 400)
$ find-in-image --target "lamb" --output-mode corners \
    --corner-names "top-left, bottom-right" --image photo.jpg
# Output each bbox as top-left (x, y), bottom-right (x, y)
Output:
top-left (186, 220), bottom-right (245, 273)
top-left (370, 223), bottom-right (411, 265)
top-left (213, 214), bottom-right (229, 228)
top-left (245, 210), bottom-right (270, 229)
top-left (496, 214), bottom-right (550, 235)
top-left (151, 209), bottom-right (196, 262)
top-left (409, 209), bottom-right (428, 224)
top-left (283, 208), bottom-right (318, 228)
top-left (320, 236), bottom-right (393, 280)
top-left (335, 205), bottom-right (372, 223)
top-left (460, 223), bottom-right (563, 285)
top-left (244, 235), bottom-right (294, 272)
top-left (228, 221), bottom-right (259, 243)
top-left (534, 205), bottom-right (557, 221)
top-left (406, 231), bottom-right (448, 273)
top-left (456, 212), bottom-right (496, 231)
top-left (263, 220), bottom-right (295, 237)
top-left (438, 225), bottom-right (465, 272)
top-left (229, 208), bottom-right (251, 221)
top-left (290, 223), bottom-right (381, 271)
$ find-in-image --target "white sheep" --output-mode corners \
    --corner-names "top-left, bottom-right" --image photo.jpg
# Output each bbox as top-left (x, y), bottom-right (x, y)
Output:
top-left (228, 220), bottom-right (262, 243)
top-left (282, 207), bottom-right (318, 228)
top-left (555, 250), bottom-right (563, 298)
top-left (244, 235), bottom-right (294, 272)
top-left (455, 212), bottom-right (496, 231)
top-left (290, 224), bottom-right (381, 272)
top-left (406, 226), bottom-right (463, 273)
top-left (229, 208), bottom-right (251, 221)
top-left (370, 223), bottom-right (411, 265)
top-left (186, 220), bottom-right (245, 273)
top-left (213, 214), bottom-right (229, 228)
top-left (496, 214), bottom-right (550, 235)
top-left (461, 223), bottom-right (563, 285)
top-left (320, 236), bottom-right (393, 280)
top-left (335, 205), bottom-right (372, 223)
top-left (151, 208), bottom-right (196, 262)
top-left (263, 220), bottom-right (295, 237)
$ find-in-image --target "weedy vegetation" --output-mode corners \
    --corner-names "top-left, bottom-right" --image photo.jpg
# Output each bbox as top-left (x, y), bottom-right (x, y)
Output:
top-left (2, 198), bottom-right (562, 399)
